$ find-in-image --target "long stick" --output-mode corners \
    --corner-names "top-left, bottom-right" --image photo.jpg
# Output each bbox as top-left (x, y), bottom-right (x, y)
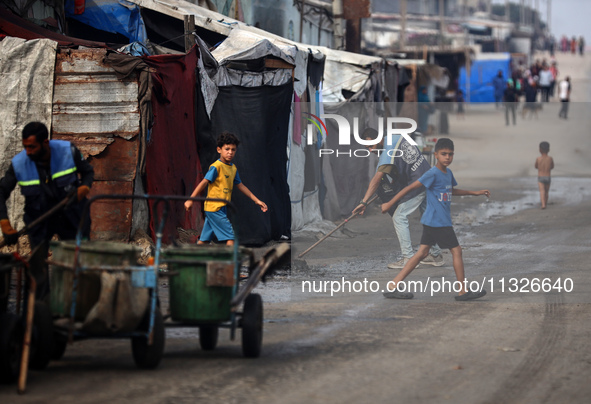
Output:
top-left (297, 195), bottom-right (378, 258)
top-left (17, 276), bottom-right (35, 394)
top-left (0, 192), bottom-right (74, 248)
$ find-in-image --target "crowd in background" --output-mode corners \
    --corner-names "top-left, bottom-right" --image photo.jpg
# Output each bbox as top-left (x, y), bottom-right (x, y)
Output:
top-left (547, 35), bottom-right (585, 56)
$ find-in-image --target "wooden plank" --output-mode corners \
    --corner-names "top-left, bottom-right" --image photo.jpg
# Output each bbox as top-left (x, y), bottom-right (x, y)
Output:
top-left (264, 58), bottom-right (295, 69)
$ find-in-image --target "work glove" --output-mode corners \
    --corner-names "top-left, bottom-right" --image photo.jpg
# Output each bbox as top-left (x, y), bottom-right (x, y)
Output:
top-left (0, 219), bottom-right (19, 245)
top-left (77, 185), bottom-right (90, 201)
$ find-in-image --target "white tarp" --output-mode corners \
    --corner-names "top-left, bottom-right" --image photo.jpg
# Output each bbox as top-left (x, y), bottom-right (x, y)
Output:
top-left (211, 29), bottom-right (309, 96)
top-left (310, 46), bottom-right (383, 103)
top-left (0, 36), bottom-right (58, 226)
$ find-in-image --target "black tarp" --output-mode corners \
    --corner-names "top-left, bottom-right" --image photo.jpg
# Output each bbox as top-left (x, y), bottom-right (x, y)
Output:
top-left (196, 82), bottom-right (292, 245)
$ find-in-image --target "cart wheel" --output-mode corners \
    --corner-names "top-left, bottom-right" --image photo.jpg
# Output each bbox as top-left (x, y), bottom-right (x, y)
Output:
top-left (241, 293), bottom-right (263, 358)
top-left (199, 326), bottom-right (218, 351)
top-left (29, 301), bottom-right (54, 370)
top-left (131, 308), bottom-right (165, 369)
top-left (0, 313), bottom-right (23, 384)
top-left (51, 332), bottom-right (68, 361)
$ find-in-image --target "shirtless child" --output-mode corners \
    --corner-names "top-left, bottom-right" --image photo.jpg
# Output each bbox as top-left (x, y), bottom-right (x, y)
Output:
top-left (535, 141), bottom-right (554, 209)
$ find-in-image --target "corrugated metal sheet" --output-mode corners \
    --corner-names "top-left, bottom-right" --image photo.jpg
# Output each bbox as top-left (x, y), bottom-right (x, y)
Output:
top-left (52, 48), bottom-right (140, 241)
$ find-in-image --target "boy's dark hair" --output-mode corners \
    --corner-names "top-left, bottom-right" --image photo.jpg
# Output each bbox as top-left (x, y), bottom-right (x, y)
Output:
top-left (435, 138), bottom-right (454, 152)
top-left (539, 141), bottom-right (550, 152)
top-left (362, 127), bottom-right (379, 140)
top-left (22, 122), bottom-right (49, 143)
top-left (217, 131), bottom-right (240, 148)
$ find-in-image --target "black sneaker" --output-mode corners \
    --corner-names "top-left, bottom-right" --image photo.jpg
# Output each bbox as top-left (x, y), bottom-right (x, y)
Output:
top-left (383, 289), bottom-right (414, 299)
top-left (455, 290), bottom-right (487, 301)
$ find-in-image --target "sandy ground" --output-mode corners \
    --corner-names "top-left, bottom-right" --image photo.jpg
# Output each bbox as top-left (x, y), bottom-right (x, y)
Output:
top-left (2, 51), bottom-right (591, 403)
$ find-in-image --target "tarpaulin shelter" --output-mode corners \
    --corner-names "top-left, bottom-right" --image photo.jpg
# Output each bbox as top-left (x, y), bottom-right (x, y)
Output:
top-left (459, 53), bottom-right (511, 103)
top-left (102, 47), bottom-right (203, 243)
top-left (308, 48), bottom-right (386, 221)
top-left (0, 21), bottom-right (203, 243)
top-left (124, 1), bottom-right (317, 244)
top-left (0, 34), bottom-right (146, 239)
top-left (64, 0), bottom-right (148, 44)
top-left (202, 29), bottom-right (298, 245)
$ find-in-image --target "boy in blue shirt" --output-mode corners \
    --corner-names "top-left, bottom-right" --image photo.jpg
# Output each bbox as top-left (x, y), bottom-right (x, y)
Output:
top-left (380, 138), bottom-right (490, 301)
top-left (184, 132), bottom-right (267, 246)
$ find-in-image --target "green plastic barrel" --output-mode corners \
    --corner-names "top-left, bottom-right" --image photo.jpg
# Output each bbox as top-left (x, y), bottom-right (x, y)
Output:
top-left (49, 240), bottom-right (140, 320)
top-left (163, 245), bottom-right (239, 323)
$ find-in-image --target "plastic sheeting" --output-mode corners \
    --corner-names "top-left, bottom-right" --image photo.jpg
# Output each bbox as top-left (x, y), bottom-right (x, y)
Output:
top-left (144, 47), bottom-right (202, 243)
top-left (65, 0), bottom-right (148, 44)
top-left (212, 29), bottom-right (308, 96)
top-left (459, 54), bottom-right (511, 103)
top-left (313, 46), bottom-right (382, 103)
top-left (0, 36), bottom-right (57, 227)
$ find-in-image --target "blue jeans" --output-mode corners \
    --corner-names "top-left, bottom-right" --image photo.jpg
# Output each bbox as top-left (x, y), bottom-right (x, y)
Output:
top-left (392, 191), bottom-right (441, 259)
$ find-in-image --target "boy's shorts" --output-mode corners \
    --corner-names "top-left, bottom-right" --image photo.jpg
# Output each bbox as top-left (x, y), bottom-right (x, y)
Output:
top-left (420, 225), bottom-right (459, 250)
top-left (200, 207), bottom-right (234, 242)
top-left (538, 176), bottom-right (551, 185)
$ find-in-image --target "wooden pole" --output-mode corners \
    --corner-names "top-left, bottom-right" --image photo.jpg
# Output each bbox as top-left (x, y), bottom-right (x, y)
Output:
top-left (465, 48), bottom-right (471, 104)
top-left (547, 0), bottom-right (551, 33)
top-left (439, 0), bottom-right (445, 48)
top-left (17, 277), bottom-right (35, 394)
top-left (184, 15), bottom-right (196, 53)
top-left (505, 0), bottom-right (510, 22)
top-left (299, 0), bottom-right (306, 42)
top-left (400, 0), bottom-right (407, 50)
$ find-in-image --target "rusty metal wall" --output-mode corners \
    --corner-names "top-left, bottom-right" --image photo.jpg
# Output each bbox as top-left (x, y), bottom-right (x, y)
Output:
top-left (52, 48), bottom-right (140, 241)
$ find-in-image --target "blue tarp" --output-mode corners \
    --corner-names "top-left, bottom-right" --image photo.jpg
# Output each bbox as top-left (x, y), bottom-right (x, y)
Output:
top-left (459, 54), bottom-right (511, 103)
top-left (65, 0), bottom-right (148, 44)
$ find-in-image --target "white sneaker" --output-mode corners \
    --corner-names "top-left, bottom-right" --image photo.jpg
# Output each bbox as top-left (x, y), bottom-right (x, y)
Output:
top-left (420, 254), bottom-right (445, 267)
top-left (387, 258), bottom-right (410, 269)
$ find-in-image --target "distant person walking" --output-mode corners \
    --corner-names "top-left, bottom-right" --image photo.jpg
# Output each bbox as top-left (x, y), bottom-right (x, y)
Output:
top-left (417, 86), bottom-right (433, 134)
top-left (549, 61), bottom-right (558, 98)
top-left (578, 36), bottom-right (585, 56)
top-left (561, 35), bottom-right (568, 53)
top-left (503, 81), bottom-right (518, 126)
top-left (558, 76), bottom-right (571, 119)
top-left (456, 89), bottom-right (465, 120)
top-left (538, 65), bottom-right (553, 102)
top-left (522, 80), bottom-right (539, 119)
top-left (535, 142), bottom-right (554, 210)
top-left (492, 70), bottom-right (505, 109)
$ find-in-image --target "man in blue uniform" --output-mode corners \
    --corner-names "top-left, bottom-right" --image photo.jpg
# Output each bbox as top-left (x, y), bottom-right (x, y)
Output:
top-left (0, 122), bottom-right (94, 299)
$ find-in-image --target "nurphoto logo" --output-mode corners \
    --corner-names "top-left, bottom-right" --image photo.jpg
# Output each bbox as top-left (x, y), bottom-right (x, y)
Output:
top-left (304, 113), bottom-right (418, 158)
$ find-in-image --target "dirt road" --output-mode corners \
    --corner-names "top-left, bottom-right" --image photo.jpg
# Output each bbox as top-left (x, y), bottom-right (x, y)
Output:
top-left (2, 51), bottom-right (590, 403)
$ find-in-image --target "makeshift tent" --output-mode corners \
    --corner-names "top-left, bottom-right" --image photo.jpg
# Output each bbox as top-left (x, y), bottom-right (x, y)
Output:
top-left (142, 48), bottom-right (202, 243)
top-left (0, 36), bottom-right (57, 228)
top-left (0, 35), bottom-right (149, 240)
top-left (459, 53), bottom-right (511, 103)
top-left (0, 6), bottom-right (108, 47)
top-left (194, 30), bottom-right (296, 245)
top-left (310, 48), bottom-right (385, 221)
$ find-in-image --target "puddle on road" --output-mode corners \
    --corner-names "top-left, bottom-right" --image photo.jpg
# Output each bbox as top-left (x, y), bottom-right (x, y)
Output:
top-left (454, 177), bottom-right (591, 226)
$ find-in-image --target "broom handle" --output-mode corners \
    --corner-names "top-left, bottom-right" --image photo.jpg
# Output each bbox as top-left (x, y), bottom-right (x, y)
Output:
top-left (297, 195), bottom-right (378, 258)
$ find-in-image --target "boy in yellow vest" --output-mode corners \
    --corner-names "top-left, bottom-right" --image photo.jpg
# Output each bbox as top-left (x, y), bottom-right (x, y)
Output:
top-left (184, 132), bottom-right (267, 245)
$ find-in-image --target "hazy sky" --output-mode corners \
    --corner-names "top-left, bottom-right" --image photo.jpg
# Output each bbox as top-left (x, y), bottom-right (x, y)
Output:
top-left (493, 0), bottom-right (591, 39)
